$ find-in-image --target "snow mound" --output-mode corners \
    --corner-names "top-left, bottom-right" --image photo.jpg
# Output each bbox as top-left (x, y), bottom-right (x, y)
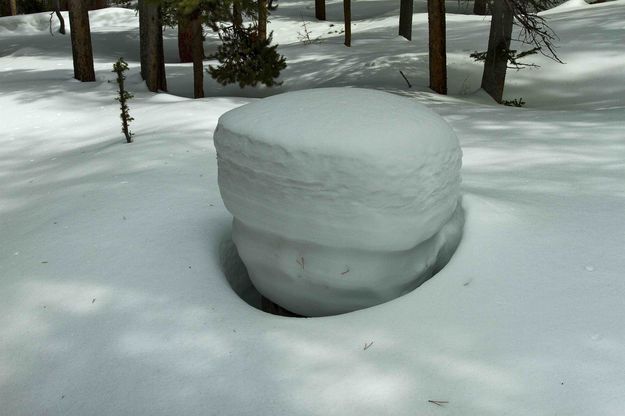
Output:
top-left (0, 13), bottom-right (59, 35)
top-left (214, 88), bottom-right (463, 316)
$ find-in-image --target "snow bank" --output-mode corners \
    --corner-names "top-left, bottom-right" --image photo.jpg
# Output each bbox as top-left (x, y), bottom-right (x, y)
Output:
top-left (214, 88), bottom-right (463, 316)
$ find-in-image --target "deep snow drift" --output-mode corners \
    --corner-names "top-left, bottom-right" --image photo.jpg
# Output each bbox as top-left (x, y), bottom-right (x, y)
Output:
top-left (215, 88), bottom-right (463, 315)
top-left (1, 1), bottom-right (625, 416)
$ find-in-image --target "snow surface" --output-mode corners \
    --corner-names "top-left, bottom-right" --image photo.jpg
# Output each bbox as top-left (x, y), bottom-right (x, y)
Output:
top-left (1, 1), bottom-right (625, 415)
top-left (215, 88), bottom-right (463, 315)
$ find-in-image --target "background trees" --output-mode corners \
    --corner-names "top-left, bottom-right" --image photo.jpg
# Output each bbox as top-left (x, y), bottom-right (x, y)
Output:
top-left (315, 0), bottom-right (325, 20)
top-left (6, 0), bottom-right (559, 104)
top-left (398, 0), bottom-right (413, 40)
top-left (68, 0), bottom-right (95, 81)
top-left (142, 0), bottom-right (167, 92)
top-left (428, 0), bottom-right (446, 94)
top-left (477, 0), bottom-right (561, 103)
top-left (480, 0), bottom-right (513, 102)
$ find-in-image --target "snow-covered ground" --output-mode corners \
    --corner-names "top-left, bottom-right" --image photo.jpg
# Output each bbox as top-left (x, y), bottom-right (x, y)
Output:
top-left (1, 1), bottom-right (624, 415)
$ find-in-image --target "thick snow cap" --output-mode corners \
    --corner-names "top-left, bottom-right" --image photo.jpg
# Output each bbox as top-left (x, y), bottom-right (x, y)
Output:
top-left (215, 88), bottom-right (462, 251)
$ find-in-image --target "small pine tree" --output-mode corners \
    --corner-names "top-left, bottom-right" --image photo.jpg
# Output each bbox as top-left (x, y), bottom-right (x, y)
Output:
top-left (208, 26), bottom-right (286, 88)
top-left (112, 57), bottom-right (134, 143)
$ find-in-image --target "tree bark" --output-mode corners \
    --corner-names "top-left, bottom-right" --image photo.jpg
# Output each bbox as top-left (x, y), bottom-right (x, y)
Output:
top-left (191, 10), bottom-right (204, 98)
top-left (138, 0), bottom-right (147, 80)
top-left (343, 0), bottom-right (351, 47)
top-left (427, 0), bottom-right (446, 94)
top-left (68, 0), bottom-right (95, 81)
top-left (178, 15), bottom-right (193, 63)
top-left (232, 0), bottom-right (242, 29)
top-left (398, 0), bottom-right (413, 40)
top-left (258, 0), bottom-right (267, 41)
top-left (144, 1), bottom-right (167, 92)
top-left (54, 0), bottom-right (66, 34)
top-left (9, 0), bottom-right (17, 15)
top-left (481, 0), bottom-right (513, 103)
top-left (93, 0), bottom-right (107, 9)
top-left (474, 0), bottom-right (489, 15)
top-left (315, 0), bottom-right (325, 20)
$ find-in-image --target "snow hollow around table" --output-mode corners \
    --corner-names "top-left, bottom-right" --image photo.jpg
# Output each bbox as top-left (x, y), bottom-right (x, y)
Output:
top-left (215, 88), bottom-right (463, 316)
top-left (1, 1), bottom-right (625, 415)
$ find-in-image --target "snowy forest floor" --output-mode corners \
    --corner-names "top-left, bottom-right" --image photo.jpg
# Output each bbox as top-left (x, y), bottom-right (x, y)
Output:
top-left (1, 1), bottom-right (624, 415)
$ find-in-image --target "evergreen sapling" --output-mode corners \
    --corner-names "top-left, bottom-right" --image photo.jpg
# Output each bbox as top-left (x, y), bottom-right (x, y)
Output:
top-left (208, 26), bottom-right (286, 88)
top-left (113, 57), bottom-right (134, 143)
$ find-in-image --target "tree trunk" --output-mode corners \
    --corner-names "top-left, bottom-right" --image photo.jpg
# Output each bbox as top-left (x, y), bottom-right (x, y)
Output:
top-left (93, 0), bottom-right (106, 9)
top-left (474, 0), bottom-right (489, 15)
top-left (178, 15), bottom-right (193, 63)
top-left (138, 0), bottom-right (147, 80)
top-left (481, 0), bottom-right (513, 103)
top-left (315, 0), bottom-right (325, 20)
top-left (232, 0), bottom-right (242, 29)
top-left (191, 10), bottom-right (204, 99)
top-left (54, 0), bottom-right (66, 34)
top-left (258, 0), bottom-right (267, 41)
top-left (398, 0), bottom-right (413, 40)
top-left (343, 0), bottom-right (351, 47)
top-left (68, 0), bottom-right (95, 81)
top-left (144, 2), bottom-right (167, 92)
top-left (9, 0), bottom-right (17, 15)
top-left (427, 0), bottom-right (446, 94)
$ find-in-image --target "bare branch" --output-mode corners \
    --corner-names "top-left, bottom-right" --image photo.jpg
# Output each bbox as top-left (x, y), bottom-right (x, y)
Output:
top-left (505, 0), bottom-right (562, 63)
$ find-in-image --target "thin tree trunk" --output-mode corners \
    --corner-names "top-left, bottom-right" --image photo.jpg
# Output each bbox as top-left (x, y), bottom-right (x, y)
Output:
top-left (427, 0), bottom-right (446, 94)
top-left (178, 15), bottom-right (193, 63)
top-left (9, 0), bottom-right (17, 15)
top-left (138, 0), bottom-right (147, 79)
top-left (54, 0), bottom-right (66, 34)
top-left (68, 0), bottom-right (95, 81)
top-left (398, 0), bottom-right (413, 40)
top-left (315, 0), bottom-right (325, 20)
top-left (191, 10), bottom-right (204, 98)
top-left (232, 0), bottom-right (242, 29)
top-left (481, 0), bottom-right (513, 103)
top-left (258, 0), bottom-right (267, 41)
top-left (474, 0), bottom-right (489, 15)
top-left (343, 0), bottom-right (351, 47)
top-left (145, 1), bottom-right (167, 92)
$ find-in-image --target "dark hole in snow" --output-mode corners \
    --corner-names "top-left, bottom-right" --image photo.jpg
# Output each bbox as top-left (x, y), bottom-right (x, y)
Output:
top-left (219, 237), bottom-right (303, 317)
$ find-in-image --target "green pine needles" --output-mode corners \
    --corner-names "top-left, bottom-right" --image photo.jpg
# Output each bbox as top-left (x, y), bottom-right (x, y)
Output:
top-left (208, 27), bottom-right (287, 88)
top-left (113, 57), bottom-right (134, 143)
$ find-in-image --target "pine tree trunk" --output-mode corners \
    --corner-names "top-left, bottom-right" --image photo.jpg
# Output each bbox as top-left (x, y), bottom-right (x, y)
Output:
top-left (399, 0), bottom-right (413, 40)
top-left (315, 0), bottom-right (325, 20)
top-left (178, 15), bottom-right (193, 63)
top-left (481, 0), bottom-right (513, 103)
top-left (474, 0), bottom-right (489, 15)
top-left (9, 0), bottom-right (17, 15)
top-left (93, 0), bottom-right (106, 9)
top-left (258, 0), bottom-right (267, 41)
top-left (232, 1), bottom-right (242, 29)
top-left (191, 10), bottom-right (204, 99)
top-left (144, 2), bottom-right (167, 92)
top-left (68, 0), bottom-right (95, 82)
top-left (427, 0), bottom-right (446, 94)
top-left (54, 0), bottom-right (66, 34)
top-left (138, 0), bottom-right (147, 80)
top-left (343, 0), bottom-right (351, 47)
